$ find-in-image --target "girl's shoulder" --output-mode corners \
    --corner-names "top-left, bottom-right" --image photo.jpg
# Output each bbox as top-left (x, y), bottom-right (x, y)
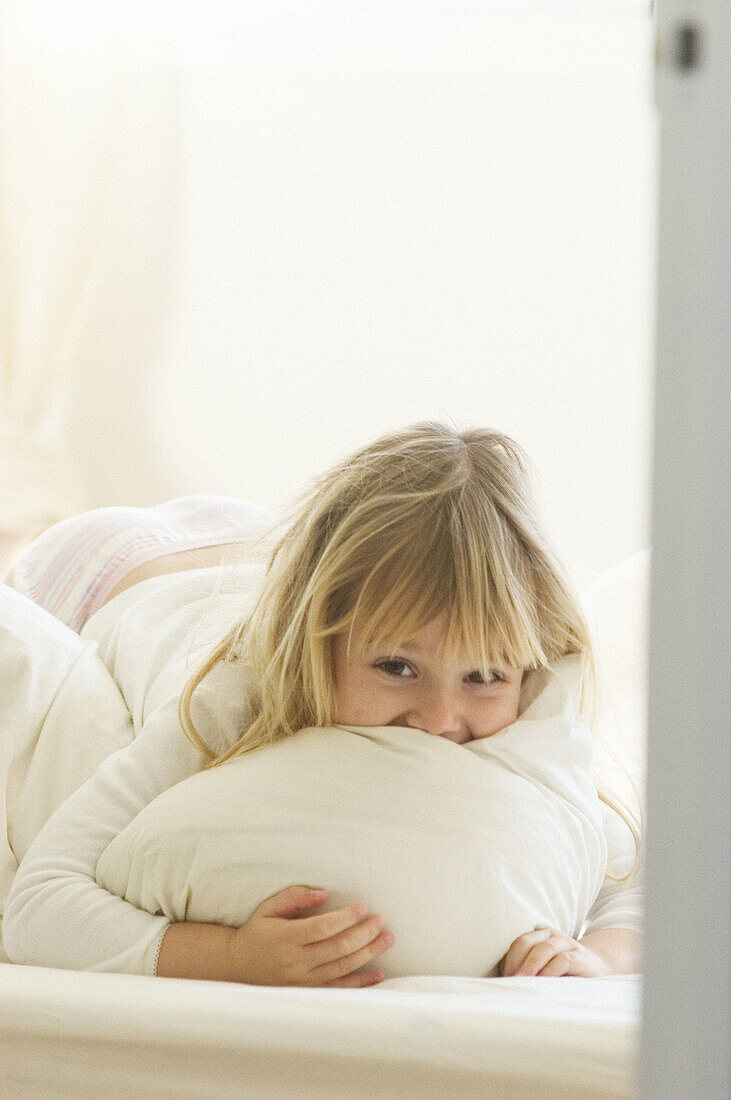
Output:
top-left (79, 562), bottom-right (265, 729)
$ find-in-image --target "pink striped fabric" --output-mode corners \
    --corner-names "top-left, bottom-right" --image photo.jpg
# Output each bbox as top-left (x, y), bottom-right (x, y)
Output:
top-left (8, 496), bottom-right (276, 633)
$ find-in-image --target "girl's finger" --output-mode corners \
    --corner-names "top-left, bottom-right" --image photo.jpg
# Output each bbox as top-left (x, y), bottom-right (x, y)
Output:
top-left (501, 928), bottom-right (552, 976)
top-left (515, 940), bottom-right (567, 977)
top-left (257, 885), bottom-right (328, 920)
top-left (324, 969), bottom-right (386, 989)
top-left (536, 953), bottom-right (572, 977)
top-left (294, 902), bottom-right (371, 945)
top-left (306, 914), bottom-right (386, 966)
top-left (309, 929), bottom-right (395, 984)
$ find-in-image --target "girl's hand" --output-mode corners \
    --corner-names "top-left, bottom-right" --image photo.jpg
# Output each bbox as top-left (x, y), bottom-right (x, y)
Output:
top-left (498, 926), bottom-right (612, 978)
top-left (229, 885), bottom-right (395, 988)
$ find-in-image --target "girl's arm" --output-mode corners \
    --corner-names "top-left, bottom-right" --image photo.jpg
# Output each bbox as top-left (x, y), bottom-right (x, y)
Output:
top-left (3, 550), bottom-right (271, 976)
top-left (575, 802), bottom-right (643, 974)
top-left (3, 691), bottom-right (392, 987)
top-left (2, 699), bottom-right (202, 973)
top-left (580, 799), bottom-right (644, 940)
top-left (3, 683), bottom-right (392, 986)
top-left (498, 801), bottom-right (643, 977)
top-left (577, 926), bottom-right (640, 974)
top-left (499, 923), bottom-right (640, 978)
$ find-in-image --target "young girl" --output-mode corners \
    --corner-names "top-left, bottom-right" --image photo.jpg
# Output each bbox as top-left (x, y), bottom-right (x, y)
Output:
top-left (3, 422), bottom-right (643, 986)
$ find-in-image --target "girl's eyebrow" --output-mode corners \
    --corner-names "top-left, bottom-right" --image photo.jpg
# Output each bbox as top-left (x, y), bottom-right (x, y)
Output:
top-left (396, 645), bottom-right (520, 677)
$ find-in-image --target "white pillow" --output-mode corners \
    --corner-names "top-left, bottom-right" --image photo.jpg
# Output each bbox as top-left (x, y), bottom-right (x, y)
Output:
top-left (96, 654), bottom-right (607, 979)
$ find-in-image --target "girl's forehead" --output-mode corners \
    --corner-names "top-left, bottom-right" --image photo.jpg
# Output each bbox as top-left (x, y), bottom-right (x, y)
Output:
top-left (348, 607), bottom-right (448, 645)
top-left (349, 612), bottom-right (476, 658)
top-left (397, 614), bottom-right (452, 649)
top-left (343, 610), bottom-right (525, 672)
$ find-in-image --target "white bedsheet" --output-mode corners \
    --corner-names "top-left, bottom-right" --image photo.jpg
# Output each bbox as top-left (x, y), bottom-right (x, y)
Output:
top-left (0, 961), bottom-right (639, 1099)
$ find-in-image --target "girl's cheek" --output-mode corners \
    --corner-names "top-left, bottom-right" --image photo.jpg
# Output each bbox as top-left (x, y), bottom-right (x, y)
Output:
top-left (474, 699), bottom-right (521, 739)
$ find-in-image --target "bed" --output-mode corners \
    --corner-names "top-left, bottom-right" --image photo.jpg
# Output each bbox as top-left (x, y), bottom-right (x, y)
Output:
top-left (0, 963), bottom-right (640, 1099)
top-left (0, 550), bottom-right (647, 1099)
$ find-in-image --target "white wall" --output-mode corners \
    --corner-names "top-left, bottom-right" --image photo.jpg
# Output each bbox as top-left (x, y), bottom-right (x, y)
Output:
top-left (7, 2), bottom-right (656, 588)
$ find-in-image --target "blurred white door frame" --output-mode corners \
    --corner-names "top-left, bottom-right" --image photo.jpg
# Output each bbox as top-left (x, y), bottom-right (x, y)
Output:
top-left (641, 4), bottom-right (730, 1097)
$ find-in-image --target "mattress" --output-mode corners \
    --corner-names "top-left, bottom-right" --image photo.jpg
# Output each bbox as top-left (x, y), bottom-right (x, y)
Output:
top-left (0, 961), bottom-right (639, 1099)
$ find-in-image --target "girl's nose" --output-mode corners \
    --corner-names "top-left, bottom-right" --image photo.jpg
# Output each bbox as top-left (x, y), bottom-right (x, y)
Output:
top-left (405, 692), bottom-right (467, 742)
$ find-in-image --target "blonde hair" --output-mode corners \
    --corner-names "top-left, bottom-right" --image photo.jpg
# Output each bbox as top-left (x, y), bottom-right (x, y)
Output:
top-left (180, 421), bottom-right (642, 885)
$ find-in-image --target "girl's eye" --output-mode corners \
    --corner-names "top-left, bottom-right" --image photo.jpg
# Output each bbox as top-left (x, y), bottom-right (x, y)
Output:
top-left (377, 659), bottom-right (413, 678)
top-left (467, 670), bottom-right (505, 685)
top-left (376, 662), bottom-right (505, 684)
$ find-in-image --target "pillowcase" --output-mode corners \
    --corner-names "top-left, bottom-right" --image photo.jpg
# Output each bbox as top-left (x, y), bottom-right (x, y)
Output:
top-left (96, 653), bottom-right (607, 979)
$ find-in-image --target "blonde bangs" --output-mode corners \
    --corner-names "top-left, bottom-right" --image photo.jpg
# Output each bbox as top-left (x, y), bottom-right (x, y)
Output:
top-left (342, 525), bottom-right (456, 660)
top-left (449, 494), bottom-right (550, 675)
top-left (329, 493), bottom-right (550, 679)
